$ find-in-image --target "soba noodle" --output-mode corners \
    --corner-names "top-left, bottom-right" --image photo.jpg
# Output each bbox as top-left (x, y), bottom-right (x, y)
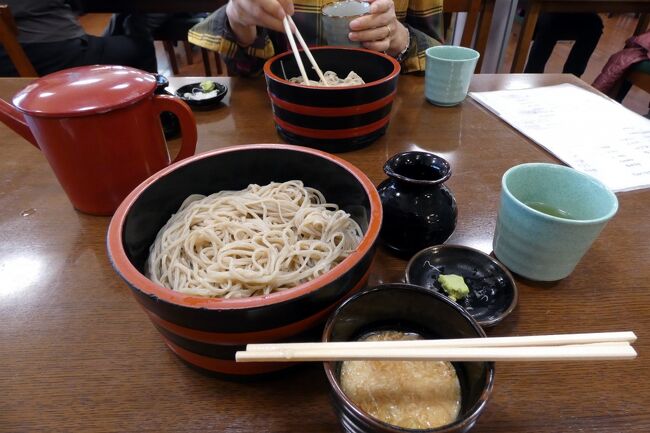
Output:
top-left (289, 70), bottom-right (365, 87)
top-left (146, 181), bottom-right (363, 298)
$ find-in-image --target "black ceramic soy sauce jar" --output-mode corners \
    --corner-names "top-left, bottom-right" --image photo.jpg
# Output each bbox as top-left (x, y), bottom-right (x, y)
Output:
top-left (377, 151), bottom-right (457, 257)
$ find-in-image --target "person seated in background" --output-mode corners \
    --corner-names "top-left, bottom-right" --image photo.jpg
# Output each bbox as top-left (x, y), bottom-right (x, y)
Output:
top-left (187, 0), bottom-right (444, 76)
top-left (523, 12), bottom-right (603, 77)
top-left (0, 0), bottom-right (157, 77)
top-left (103, 13), bottom-right (208, 39)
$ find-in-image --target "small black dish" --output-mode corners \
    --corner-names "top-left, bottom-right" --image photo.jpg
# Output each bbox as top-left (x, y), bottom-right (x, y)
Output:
top-left (155, 73), bottom-right (171, 91)
top-left (405, 244), bottom-right (518, 327)
top-left (175, 81), bottom-right (228, 110)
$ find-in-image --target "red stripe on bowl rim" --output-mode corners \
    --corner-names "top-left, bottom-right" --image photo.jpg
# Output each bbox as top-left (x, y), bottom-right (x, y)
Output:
top-left (139, 267), bottom-right (370, 344)
top-left (273, 115), bottom-right (390, 139)
top-left (107, 144), bottom-right (382, 311)
top-left (263, 47), bottom-right (400, 90)
top-left (268, 89), bottom-right (396, 117)
top-left (164, 338), bottom-right (294, 374)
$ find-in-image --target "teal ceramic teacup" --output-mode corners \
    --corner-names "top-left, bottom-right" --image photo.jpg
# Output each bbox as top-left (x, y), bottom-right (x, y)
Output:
top-left (493, 163), bottom-right (618, 282)
top-left (322, 0), bottom-right (370, 47)
top-left (425, 45), bottom-right (479, 106)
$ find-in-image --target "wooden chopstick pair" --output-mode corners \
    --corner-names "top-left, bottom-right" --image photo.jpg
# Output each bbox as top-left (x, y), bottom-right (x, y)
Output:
top-left (282, 16), bottom-right (329, 86)
top-left (235, 331), bottom-right (638, 363)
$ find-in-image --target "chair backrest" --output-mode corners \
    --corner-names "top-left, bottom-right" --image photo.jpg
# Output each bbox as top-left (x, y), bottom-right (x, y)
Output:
top-left (634, 13), bottom-right (649, 36)
top-left (443, 0), bottom-right (481, 45)
top-left (626, 62), bottom-right (650, 94)
top-left (443, 0), bottom-right (494, 70)
top-left (0, 4), bottom-right (38, 76)
top-left (611, 16), bottom-right (649, 102)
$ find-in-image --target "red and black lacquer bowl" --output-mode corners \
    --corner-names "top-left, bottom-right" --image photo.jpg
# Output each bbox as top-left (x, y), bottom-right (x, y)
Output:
top-left (107, 144), bottom-right (382, 377)
top-left (263, 47), bottom-right (400, 153)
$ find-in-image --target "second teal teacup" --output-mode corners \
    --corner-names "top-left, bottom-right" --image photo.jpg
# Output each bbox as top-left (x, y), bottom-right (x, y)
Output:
top-left (493, 163), bottom-right (618, 282)
top-left (425, 45), bottom-right (479, 106)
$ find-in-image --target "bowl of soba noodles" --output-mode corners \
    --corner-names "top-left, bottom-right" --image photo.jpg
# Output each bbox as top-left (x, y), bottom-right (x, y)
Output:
top-left (263, 47), bottom-right (400, 153)
top-left (107, 144), bottom-right (382, 376)
top-left (323, 283), bottom-right (494, 433)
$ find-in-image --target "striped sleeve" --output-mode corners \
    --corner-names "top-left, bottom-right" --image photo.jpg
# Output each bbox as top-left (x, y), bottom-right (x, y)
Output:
top-left (399, 0), bottom-right (445, 73)
top-left (188, 0), bottom-right (445, 75)
top-left (188, 7), bottom-right (277, 76)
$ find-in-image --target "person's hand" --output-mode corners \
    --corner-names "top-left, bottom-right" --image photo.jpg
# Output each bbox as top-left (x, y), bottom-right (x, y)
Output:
top-left (348, 0), bottom-right (408, 57)
top-left (226, 0), bottom-right (294, 47)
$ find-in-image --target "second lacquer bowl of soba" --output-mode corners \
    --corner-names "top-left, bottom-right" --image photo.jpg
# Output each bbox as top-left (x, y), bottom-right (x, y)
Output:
top-left (107, 144), bottom-right (382, 376)
top-left (323, 284), bottom-right (494, 433)
top-left (263, 47), bottom-right (400, 153)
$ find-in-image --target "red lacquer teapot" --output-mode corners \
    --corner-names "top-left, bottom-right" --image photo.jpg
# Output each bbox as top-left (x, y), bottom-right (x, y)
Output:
top-left (0, 65), bottom-right (197, 215)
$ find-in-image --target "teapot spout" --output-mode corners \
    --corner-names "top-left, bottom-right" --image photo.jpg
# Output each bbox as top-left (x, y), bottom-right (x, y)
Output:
top-left (0, 98), bottom-right (38, 148)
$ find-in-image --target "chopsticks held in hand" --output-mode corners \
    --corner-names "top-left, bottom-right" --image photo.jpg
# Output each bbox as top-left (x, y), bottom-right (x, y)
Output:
top-left (235, 331), bottom-right (638, 362)
top-left (282, 16), bottom-right (329, 86)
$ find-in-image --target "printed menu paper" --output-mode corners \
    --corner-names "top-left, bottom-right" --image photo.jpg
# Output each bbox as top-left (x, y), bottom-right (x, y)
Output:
top-left (469, 83), bottom-right (650, 193)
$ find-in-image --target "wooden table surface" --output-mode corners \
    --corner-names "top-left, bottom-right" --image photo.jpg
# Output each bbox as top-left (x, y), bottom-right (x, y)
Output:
top-left (510, 0), bottom-right (650, 72)
top-left (1, 74), bottom-right (648, 433)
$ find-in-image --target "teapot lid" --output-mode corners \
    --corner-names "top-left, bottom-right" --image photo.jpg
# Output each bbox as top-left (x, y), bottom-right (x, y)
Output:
top-left (13, 65), bottom-right (157, 117)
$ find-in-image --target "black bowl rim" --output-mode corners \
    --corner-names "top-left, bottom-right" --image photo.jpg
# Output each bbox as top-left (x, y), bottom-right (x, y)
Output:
top-left (322, 283), bottom-right (495, 433)
top-left (383, 151), bottom-right (453, 186)
top-left (404, 244), bottom-right (519, 327)
top-left (263, 46), bottom-right (401, 90)
top-left (175, 82), bottom-right (228, 107)
top-left (107, 143), bottom-right (382, 311)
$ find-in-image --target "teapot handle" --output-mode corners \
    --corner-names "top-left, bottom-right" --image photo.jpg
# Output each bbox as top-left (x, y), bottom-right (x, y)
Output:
top-left (151, 95), bottom-right (197, 163)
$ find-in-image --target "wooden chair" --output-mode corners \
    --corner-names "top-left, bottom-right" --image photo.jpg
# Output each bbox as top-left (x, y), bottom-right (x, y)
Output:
top-left (0, 4), bottom-right (37, 76)
top-left (152, 14), bottom-right (223, 76)
top-left (608, 61), bottom-right (650, 119)
top-left (443, 0), bottom-right (495, 71)
top-left (623, 15), bottom-right (650, 100)
top-left (634, 13), bottom-right (650, 35)
top-left (623, 61), bottom-right (650, 95)
top-left (609, 15), bottom-right (650, 104)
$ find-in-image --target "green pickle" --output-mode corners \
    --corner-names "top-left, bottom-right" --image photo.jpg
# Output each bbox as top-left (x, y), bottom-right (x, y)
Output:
top-left (437, 274), bottom-right (469, 302)
top-left (199, 80), bottom-right (216, 92)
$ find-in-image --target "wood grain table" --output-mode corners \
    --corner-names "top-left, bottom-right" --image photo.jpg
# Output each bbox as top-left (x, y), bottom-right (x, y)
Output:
top-left (1, 74), bottom-right (648, 433)
top-left (510, 0), bottom-right (650, 72)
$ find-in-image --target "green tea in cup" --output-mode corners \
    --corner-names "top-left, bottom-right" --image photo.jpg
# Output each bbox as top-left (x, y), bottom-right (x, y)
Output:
top-left (493, 163), bottom-right (618, 281)
top-left (523, 201), bottom-right (576, 219)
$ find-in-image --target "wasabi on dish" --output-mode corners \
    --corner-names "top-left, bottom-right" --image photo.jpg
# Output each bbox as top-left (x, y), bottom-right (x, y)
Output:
top-left (437, 274), bottom-right (469, 302)
top-left (199, 80), bottom-right (216, 92)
